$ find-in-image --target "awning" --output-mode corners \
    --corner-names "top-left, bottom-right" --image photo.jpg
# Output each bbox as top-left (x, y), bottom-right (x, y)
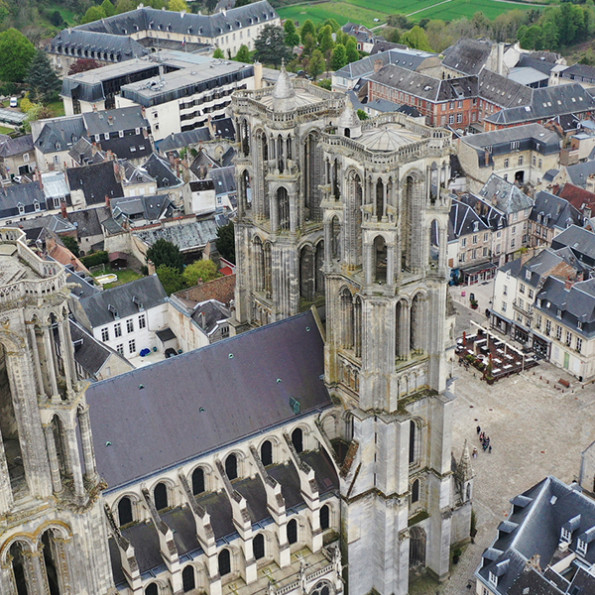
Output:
top-left (462, 261), bottom-right (498, 276)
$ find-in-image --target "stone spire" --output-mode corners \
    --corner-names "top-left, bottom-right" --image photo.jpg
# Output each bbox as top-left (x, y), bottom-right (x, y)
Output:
top-left (272, 60), bottom-right (296, 111)
top-left (456, 439), bottom-right (474, 484)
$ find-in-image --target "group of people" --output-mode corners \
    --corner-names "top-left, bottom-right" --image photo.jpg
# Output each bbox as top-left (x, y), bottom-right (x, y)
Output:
top-left (473, 425), bottom-right (492, 456)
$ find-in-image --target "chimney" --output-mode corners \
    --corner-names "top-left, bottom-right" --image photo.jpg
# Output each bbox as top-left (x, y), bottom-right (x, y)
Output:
top-left (108, 115), bottom-right (114, 125)
top-left (374, 59), bottom-right (383, 73)
top-left (60, 201), bottom-right (68, 219)
top-left (207, 115), bottom-right (215, 137)
top-left (106, 195), bottom-right (111, 209)
top-left (565, 277), bottom-right (574, 290)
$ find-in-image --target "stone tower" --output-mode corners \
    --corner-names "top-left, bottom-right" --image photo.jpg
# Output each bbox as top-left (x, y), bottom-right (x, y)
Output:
top-left (232, 76), bottom-right (463, 594)
top-left (0, 228), bottom-right (115, 595)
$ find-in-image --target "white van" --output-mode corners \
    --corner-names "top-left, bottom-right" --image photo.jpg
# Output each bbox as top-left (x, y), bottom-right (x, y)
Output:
top-left (9, 97), bottom-right (17, 108)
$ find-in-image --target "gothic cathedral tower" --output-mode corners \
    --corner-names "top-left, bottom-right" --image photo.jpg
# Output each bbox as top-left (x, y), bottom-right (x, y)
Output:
top-left (0, 228), bottom-right (115, 594)
top-left (232, 72), bottom-right (462, 594)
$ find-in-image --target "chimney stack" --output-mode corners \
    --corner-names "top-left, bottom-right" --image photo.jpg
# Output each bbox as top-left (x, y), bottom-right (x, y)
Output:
top-left (60, 201), bottom-right (68, 220)
top-left (374, 59), bottom-right (383, 73)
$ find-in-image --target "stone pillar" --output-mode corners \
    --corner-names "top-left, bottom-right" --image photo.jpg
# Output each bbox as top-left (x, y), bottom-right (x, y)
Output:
top-left (382, 178), bottom-right (387, 219)
top-left (78, 405), bottom-right (98, 483)
top-left (387, 243), bottom-right (395, 288)
top-left (65, 422), bottom-right (84, 499)
top-left (438, 225), bottom-right (447, 271)
top-left (398, 304), bottom-right (410, 360)
top-left (27, 324), bottom-right (45, 397)
top-left (61, 317), bottom-right (77, 389)
top-left (0, 424), bottom-right (13, 513)
top-left (57, 319), bottom-right (72, 395)
top-left (0, 561), bottom-right (16, 595)
top-left (43, 325), bottom-right (59, 399)
top-left (52, 536), bottom-right (73, 595)
top-left (22, 548), bottom-right (51, 595)
top-left (43, 423), bottom-right (63, 494)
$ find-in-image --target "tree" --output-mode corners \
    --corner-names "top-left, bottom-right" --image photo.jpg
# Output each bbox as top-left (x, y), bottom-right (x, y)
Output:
top-left (147, 239), bottom-right (184, 272)
top-left (316, 78), bottom-right (331, 90)
top-left (300, 19), bottom-right (316, 44)
top-left (61, 236), bottom-right (80, 257)
top-left (234, 0), bottom-right (252, 6)
top-left (0, 29), bottom-right (35, 83)
top-left (49, 10), bottom-right (64, 27)
top-left (168, 0), bottom-right (188, 11)
top-left (383, 27), bottom-right (400, 44)
top-left (284, 19), bottom-right (300, 47)
top-left (26, 50), bottom-right (61, 103)
top-left (101, 0), bottom-right (116, 17)
top-left (345, 37), bottom-right (359, 63)
top-left (182, 259), bottom-right (221, 286)
top-left (330, 44), bottom-right (347, 71)
top-left (216, 222), bottom-right (235, 262)
top-left (302, 33), bottom-right (316, 57)
top-left (520, 25), bottom-right (542, 50)
top-left (401, 26), bottom-right (433, 51)
top-left (357, 109), bottom-right (369, 120)
top-left (308, 49), bottom-right (325, 80)
top-left (254, 24), bottom-right (291, 67)
top-left (156, 265), bottom-right (185, 295)
top-left (321, 18), bottom-right (340, 32)
top-left (115, 0), bottom-right (137, 13)
top-left (213, 48), bottom-right (225, 59)
top-left (68, 58), bottom-right (102, 75)
top-left (234, 44), bottom-right (251, 63)
top-left (387, 14), bottom-right (413, 29)
top-left (318, 25), bottom-right (334, 55)
top-left (81, 5), bottom-right (106, 24)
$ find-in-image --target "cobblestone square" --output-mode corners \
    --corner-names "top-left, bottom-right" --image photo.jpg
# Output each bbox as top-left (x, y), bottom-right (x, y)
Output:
top-left (412, 297), bottom-right (595, 594)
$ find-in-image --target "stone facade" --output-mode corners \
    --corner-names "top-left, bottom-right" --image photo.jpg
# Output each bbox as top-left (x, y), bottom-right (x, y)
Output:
top-left (231, 71), bottom-right (470, 594)
top-left (0, 227), bottom-right (114, 595)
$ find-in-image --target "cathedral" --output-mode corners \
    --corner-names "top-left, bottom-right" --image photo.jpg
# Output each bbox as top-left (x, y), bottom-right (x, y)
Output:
top-left (0, 71), bottom-right (471, 595)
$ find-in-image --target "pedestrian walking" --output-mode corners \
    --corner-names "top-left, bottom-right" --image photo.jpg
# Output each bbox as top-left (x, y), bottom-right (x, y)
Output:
top-left (472, 447), bottom-right (478, 459)
top-left (489, 445), bottom-right (492, 454)
top-left (476, 425), bottom-right (481, 434)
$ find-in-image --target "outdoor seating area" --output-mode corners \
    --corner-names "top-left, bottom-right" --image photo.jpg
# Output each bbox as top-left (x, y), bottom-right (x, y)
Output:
top-left (455, 325), bottom-right (539, 383)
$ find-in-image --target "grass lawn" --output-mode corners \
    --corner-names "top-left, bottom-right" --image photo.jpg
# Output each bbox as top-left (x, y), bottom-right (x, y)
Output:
top-left (0, 125), bottom-right (15, 135)
top-left (46, 4), bottom-right (79, 26)
top-left (93, 268), bottom-right (144, 289)
top-left (279, 0), bottom-right (540, 27)
top-left (46, 100), bottom-right (65, 118)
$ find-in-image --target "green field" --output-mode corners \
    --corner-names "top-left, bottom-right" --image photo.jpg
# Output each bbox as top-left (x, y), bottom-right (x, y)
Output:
top-left (278, 0), bottom-right (540, 27)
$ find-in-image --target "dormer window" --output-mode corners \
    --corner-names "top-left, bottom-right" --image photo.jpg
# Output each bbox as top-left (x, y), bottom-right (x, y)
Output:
top-left (33, 201), bottom-right (40, 211)
top-left (577, 539), bottom-right (587, 556)
top-left (119, 130), bottom-right (124, 138)
top-left (17, 202), bottom-right (24, 215)
top-left (560, 527), bottom-right (572, 542)
top-left (525, 270), bottom-right (531, 281)
top-left (489, 571), bottom-right (498, 586)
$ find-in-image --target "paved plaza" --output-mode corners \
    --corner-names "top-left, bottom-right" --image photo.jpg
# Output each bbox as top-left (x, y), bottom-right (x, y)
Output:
top-left (412, 292), bottom-right (595, 594)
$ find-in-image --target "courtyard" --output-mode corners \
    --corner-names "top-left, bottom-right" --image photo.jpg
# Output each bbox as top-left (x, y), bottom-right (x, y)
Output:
top-left (412, 295), bottom-right (595, 594)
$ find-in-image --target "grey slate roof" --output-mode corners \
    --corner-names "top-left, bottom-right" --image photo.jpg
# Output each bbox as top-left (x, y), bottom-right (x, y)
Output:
top-left (478, 174), bottom-right (533, 214)
top-left (517, 54), bottom-right (559, 76)
top-left (68, 137), bottom-right (105, 166)
top-left (529, 191), bottom-right (583, 231)
top-left (111, 194), bottom-right (173, 223)
top-left (537, 277), bottom-right (595, 338)
top-left (551, 225), bottom-right (595, 267)
top-left (442, 38), bottom-right (492, 75)
top-left (86, 310), bottom-right (332, 488)
top-left (142, 153), bottom-right (182, 188)
top-left (565, 160), bottom-right (595, 188)
top-left (475, 476), bottom-right (595, 594)
top-left (50, 29), bottom-right (148, 62)
top-left (82, 107), bottom-right (148, 136)
top-left (461, 123), bottom-right (560, 166)
top-left (70, 319), bottom-right (130, 380)
top-left (211, 117), bottom-right (236, 141)
top-left (210, 166), bottom-right (236, 197)
top-left (67, 206), bottom-right (110, 239)
top-left (335, 48), bottom-right (435, 81)
top-left (156, 128), bottom-right (212, 153)
top-left (77, 1), bottom-right (277, 40)
top-left (66, 160), bottom-right (124, 205)
top-left (99, 133), bottom-right (152, 161)
top-left (0, 134), bottom-right (34, 158)
top-left (449, 198), bottom-right (490, 241)
top-left (0, 182), bottom-right (47, 219)
top-left (478, 69), bottom-right (532, 109)
top-left (369, 63), bottom-right (477, 102)
top-left (134, 218), bottom-right (218, 252)
top-left (561, 63), bottom-right (595, 84)
top-left (34, 116), bottom-right (86, 154)
top-left (78, 274), bottom-right (167, 328)
top-left (485, 83), bottom-right (595, 126)
top-left (191, 299), bottom-right (230, 335)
